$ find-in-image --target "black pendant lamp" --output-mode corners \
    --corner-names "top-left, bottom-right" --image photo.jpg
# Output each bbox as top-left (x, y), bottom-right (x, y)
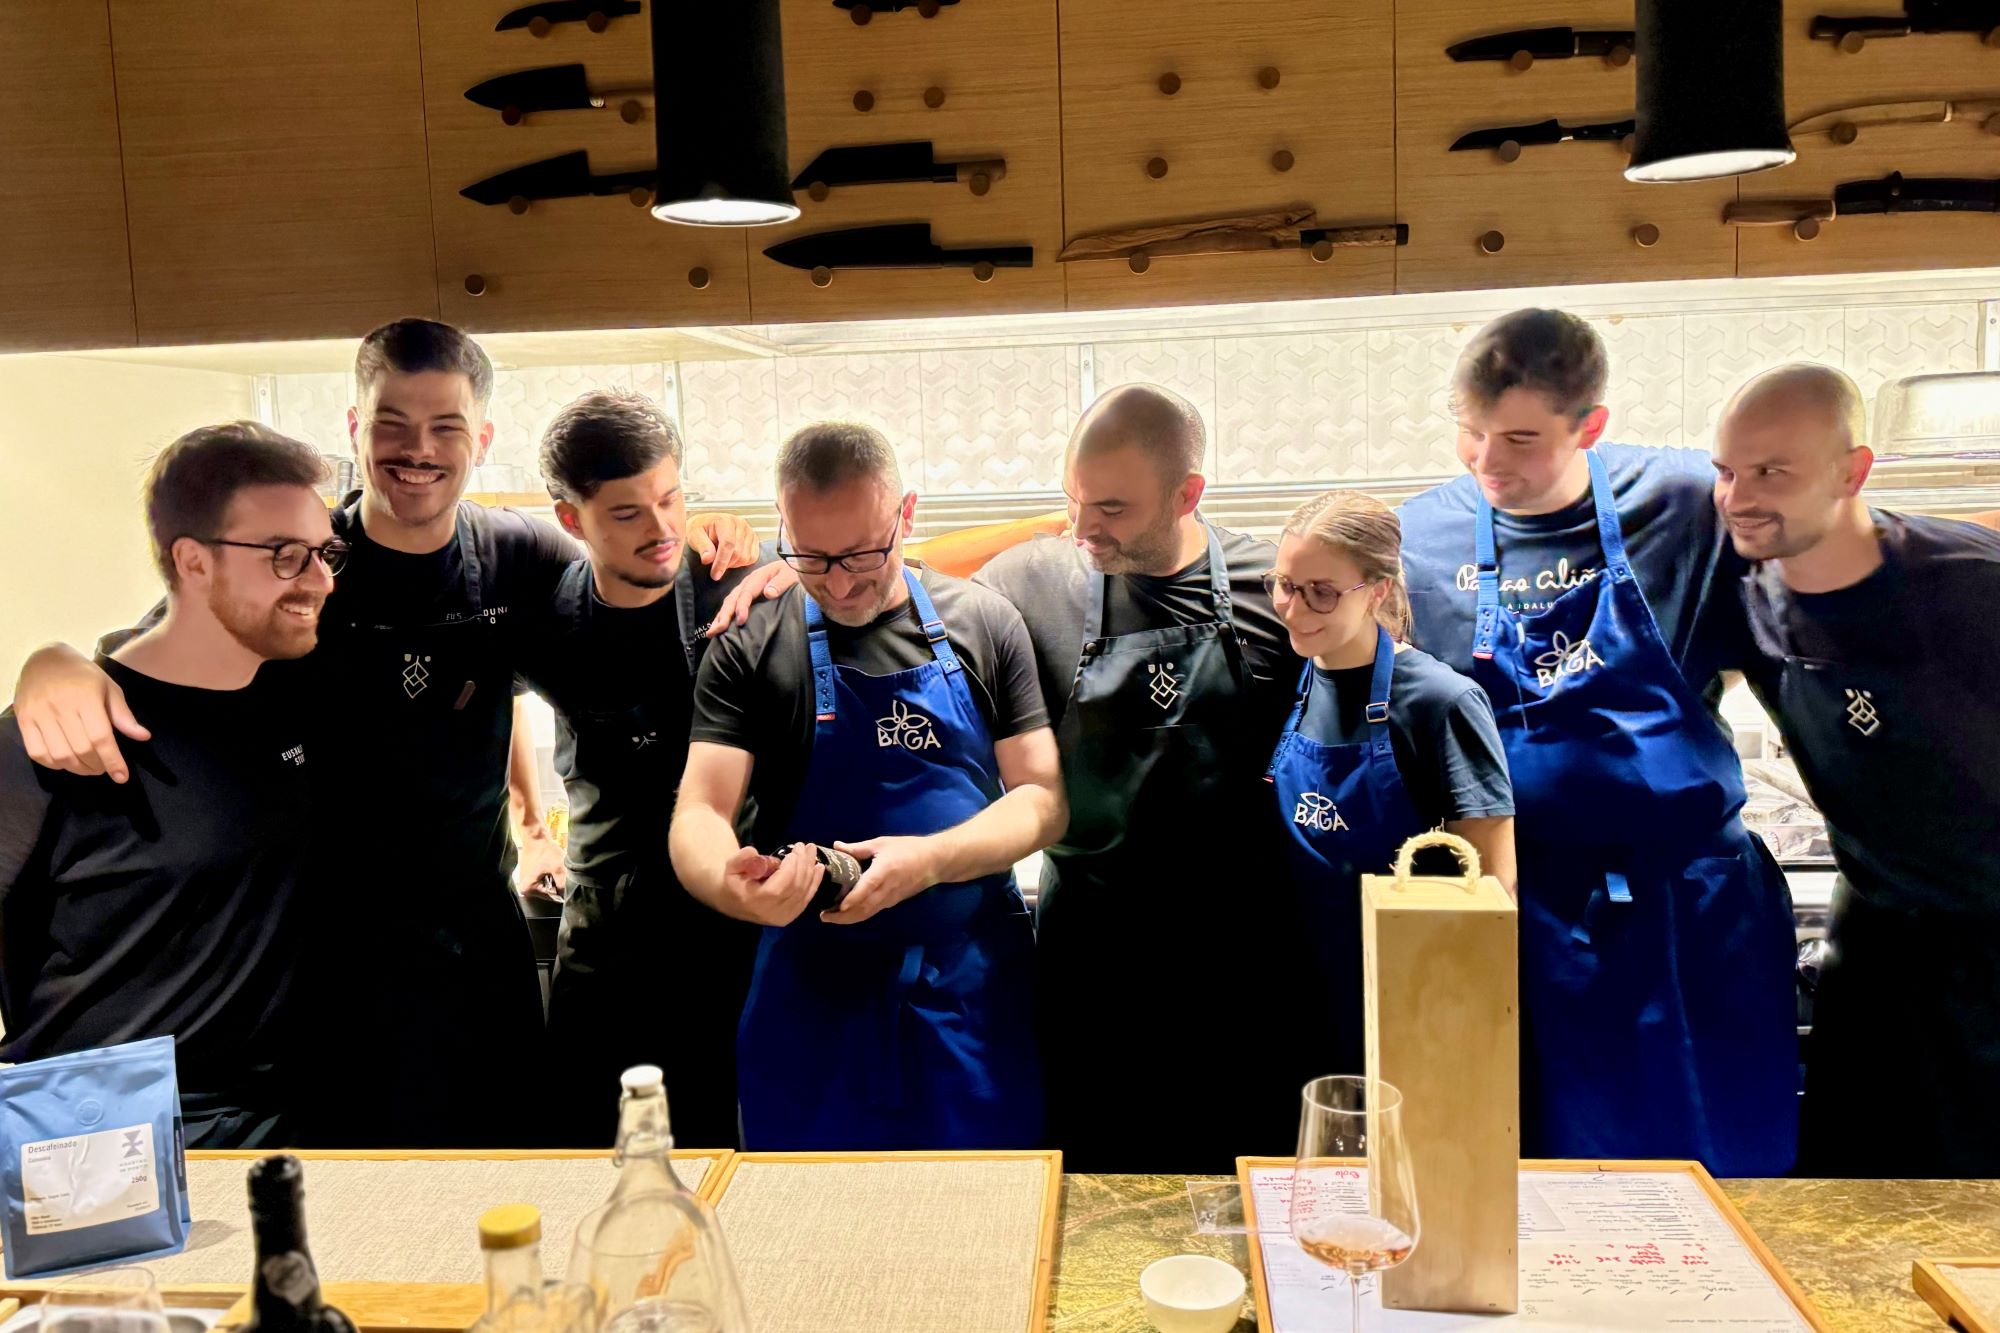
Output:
top-left (1625, 0), bottom-right (1795, 183)
top-left (651, 0), bottom-right (799, 226)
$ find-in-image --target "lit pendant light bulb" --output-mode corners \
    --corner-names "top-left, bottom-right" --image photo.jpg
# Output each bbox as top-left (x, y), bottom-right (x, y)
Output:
top-left (1625, 0), bottom-right (1796, 183)
top-left (650, 0), bottom-right (800, 227)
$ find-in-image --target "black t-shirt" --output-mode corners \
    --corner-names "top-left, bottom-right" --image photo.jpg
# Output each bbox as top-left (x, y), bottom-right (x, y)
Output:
top-left (317, 499), bottom-right (578, 888)
top-left (691, 564), bottom-right (1049, 845)
top-left (1743, 510), bottom-right (2000, 913)
top-left (0, 658), bottom-right (316, 1091)
top-left (516, 558), bottom-right (749, 885)
top-left (1295, 647), bottom-right (1515, 825)
top-left (973, 526), bottom-right (1300, 734)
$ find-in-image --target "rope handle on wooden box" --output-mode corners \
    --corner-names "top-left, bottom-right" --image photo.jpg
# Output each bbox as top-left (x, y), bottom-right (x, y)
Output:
top-left (1391, 829), bottom-right (1482, 893)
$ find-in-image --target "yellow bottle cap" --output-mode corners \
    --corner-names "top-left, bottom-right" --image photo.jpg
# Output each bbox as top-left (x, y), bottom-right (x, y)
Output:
top-left (478, 1204), bottom-right (542, 1250)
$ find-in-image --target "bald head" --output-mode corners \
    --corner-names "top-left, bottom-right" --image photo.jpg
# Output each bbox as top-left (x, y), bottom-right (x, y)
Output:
top-left (1713, 363), bottom-right (1873, 564)
top-left (1070, 383), bottom-right (1205, 484)
top-left (1719, 364), bottom-right (1866, 461)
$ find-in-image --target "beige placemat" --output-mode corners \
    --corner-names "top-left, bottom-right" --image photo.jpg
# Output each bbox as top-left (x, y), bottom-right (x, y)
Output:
top-left (714, 1158), bottom-right (1049, 1333)
top-left (1943, 1264), bottom-right (2000, 1321)
top-left (130, 1155), bottom-right (718, 1285)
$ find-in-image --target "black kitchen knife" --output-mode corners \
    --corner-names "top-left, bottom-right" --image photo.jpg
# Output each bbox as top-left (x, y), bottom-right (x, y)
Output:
top-left (831, 0), bottom-right (959, 13)
top-left (1836, 172), bottom-right (2000, 214)
top-left (790, 142), bottom-right (1007, 193)
top-left (763, 223), bottom-right (1032, 273)
top-left (1445, 26), bottom-right (1635, 62)
top-left (496, 0), bottom-right (641, 32)
top-left (1810, 2), bottom-right (2000, 47)
top-left (1450, 117), bottom-right (1636, 152)
top-left (465, 65), bottom-right (650, 120)
top-left (460, 151), bottom-right (654, 206)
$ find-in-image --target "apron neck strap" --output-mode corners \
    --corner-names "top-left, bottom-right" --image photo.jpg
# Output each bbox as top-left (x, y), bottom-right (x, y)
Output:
top-left (1366, 624), bottom-right (1395, 758)
top-left (1084, 516), bottom-right (1232, 640)
top-left (802, 567), bottom-right (951, 722)
top-left (1472, 450), bottom-right (1627, 660)
top-left (672, 557), bottom-right (702, 677)
top-left (1583, 449), bottom-right (1632, 576)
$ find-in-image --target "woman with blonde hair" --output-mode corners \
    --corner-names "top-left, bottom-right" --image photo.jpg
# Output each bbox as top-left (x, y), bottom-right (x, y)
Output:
top-left (1264, 490), bottom-right (1517, 1072)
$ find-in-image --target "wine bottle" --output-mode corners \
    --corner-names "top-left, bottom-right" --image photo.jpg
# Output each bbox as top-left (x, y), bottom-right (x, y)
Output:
top-left (609, 1065), bottom-right (690, 1200)
top-left (239, 1156), bottom-right (357, 1333)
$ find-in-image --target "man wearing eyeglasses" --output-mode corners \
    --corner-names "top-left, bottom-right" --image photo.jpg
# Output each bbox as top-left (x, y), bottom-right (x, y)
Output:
top-left (670, 422), bottom-right (1066, 1150)
top-left (0, 423), bottom-right (337, 1147)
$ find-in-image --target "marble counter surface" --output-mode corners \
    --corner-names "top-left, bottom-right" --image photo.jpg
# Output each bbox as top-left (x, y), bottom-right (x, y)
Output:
top-left (1050, 1173), bottom-right (2000, 1331)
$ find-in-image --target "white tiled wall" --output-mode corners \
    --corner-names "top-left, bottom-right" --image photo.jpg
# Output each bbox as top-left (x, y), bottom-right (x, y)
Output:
top-left (270, 298), bottom-right (1991, 505)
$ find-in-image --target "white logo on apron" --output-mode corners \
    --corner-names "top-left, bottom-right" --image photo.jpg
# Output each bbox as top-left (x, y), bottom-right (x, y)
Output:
top-left (1533, 631), bottom-right (1606, 690)
top-left (401, 653), bottom-right (431, 699)
top-left (1844, 688), bottom-right (1881, 736)
top-left (1294, 792), bottom-right (1350, 833)
top-left (1147, 661), bottom-right (1182, 710)
top-left (877, 699), bottom-right (942, 751)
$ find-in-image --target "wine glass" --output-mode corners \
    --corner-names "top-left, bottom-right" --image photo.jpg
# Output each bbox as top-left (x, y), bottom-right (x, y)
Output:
top-left (1289, 1075), bottom-right (1420, 1332)
top-left (568, 1190), bottom-right (749, 1333)
top-left (38, 1268), bottom-right (170, 1333)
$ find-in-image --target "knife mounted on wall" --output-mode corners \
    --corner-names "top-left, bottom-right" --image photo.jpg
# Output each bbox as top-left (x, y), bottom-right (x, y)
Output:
top-left (496, 0), bottom-right (641, 34)
top-left (764, 222), bottom-right (1032, 284)
top-left (834, 0), bottom-right (958, 23)
top-left (1789, 97), bottom-right (2000, 144)
top-left (1450, 117), bottom-right (1636, 161)
top-left (1809, 3), bottom-right (2000, 51)
top-left (465, 65), bottom-right (653, 125)
top-left (1725, 172), bottom-right (2000, 238)
top-left (1058, 208), bottom-right (1408, 270)
top-left (791, 142), bottom-right (1007, 199)
top-left (460, 151), bottom-right (655, 211)
top-left (1445, 26), bottom-right (1635, 69)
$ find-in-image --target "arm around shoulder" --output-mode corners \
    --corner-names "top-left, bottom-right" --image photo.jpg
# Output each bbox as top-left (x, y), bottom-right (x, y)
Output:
top-left (11, 642), bottom-right (148, 782)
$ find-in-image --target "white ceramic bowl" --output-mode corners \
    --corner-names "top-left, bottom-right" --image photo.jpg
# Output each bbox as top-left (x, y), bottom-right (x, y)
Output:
top-left (1139, 1254), bottom-right (1247, 1333)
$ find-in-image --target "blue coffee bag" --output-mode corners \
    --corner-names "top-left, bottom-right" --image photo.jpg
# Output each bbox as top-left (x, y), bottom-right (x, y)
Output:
top-left (0, 1037), bottom-right (190, 1278)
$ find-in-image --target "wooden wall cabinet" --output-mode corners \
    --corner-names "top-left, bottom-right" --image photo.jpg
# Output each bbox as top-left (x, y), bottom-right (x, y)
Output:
top-left (109, 0), bottom-right (439, 345)
top-left (0, 2), bottom-right (135, 351)
top-left (1394, 0), bottom-right (1738, 293)
top-left (746, 0), bottom-right (1066, 323)
top-left (419, 0), bottom-right (751, 332)
top-left (1738, 0), bottom-right (2000, 278)
top-left (1057, 0), bottom-right (1396, 311)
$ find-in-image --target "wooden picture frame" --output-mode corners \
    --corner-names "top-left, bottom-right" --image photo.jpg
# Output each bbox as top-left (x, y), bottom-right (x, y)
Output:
top-left (1235, 1156), bottom-right (1831, 1332)
top-left (707, 1150), bottom-right (1064, 1333)
top-left (1915, 1257), bottom-right (2000, 1333)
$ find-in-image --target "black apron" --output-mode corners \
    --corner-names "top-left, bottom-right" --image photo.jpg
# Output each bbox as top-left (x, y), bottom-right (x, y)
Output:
top-left (1037, 523), bottom-right (1297, 1173)
top-left (537, 559), bottom-right (757, 1150)
top-left (1748, 568), bottom-right (2000, 1177)
top-left (306, 501), bottom-right (546, 1148)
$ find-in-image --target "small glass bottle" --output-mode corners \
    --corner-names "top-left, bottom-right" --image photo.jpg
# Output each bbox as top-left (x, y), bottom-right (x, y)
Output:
top-left (238, 1156), bottom-right (358, 1333)
top-left (609, 1066), bottom-right (689, 1200)
top-left (473, 1205), bottom-right (594, 1333)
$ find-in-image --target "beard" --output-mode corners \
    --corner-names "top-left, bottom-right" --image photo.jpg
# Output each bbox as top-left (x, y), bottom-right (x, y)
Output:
top-left (813, 574), bottom-right (898, 627)
top-left (1082, 510), bottom-right (1182, 575)
top-left (211, 578), bottom-right (321, 660)
top-left (610, 539), bottom-right (682, 592)
top-left (1725, 510), bottom-right (1815, 561)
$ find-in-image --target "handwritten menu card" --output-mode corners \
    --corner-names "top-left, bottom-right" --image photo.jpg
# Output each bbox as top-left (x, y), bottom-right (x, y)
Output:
top-left (1248, 1167), bottom-right (1815, 1331)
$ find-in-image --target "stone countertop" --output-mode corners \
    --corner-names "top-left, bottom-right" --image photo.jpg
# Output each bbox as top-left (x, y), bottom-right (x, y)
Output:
top-left (1050, 1173), bottom-right (2000, 1332)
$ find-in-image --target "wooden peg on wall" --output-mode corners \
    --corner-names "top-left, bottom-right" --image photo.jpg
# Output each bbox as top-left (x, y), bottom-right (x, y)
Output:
top-left (1831, 122), bottom-right (1859, 145)
top-left (850, 4), bottom-right (873, 24)
top-left (808, 181), bottom-right (830, 201)
top-left (923, 86), bottom-right (946, 108)
top-left (1271, 149), bottom-right (1295, 172)
top-left (687, 267), bottom-right (710, 290)
top-left (811, 266), bottom-right (834, 287)
top-left (463, 274), bottom-right (487, 296)
top-left (1478, 230), bottom-right (1505, 254)
top-left (1508, 49), bottom-right (1534, 70)
top-left (853, 89), bottom-right (875, 112)
top-left (1497, 140), bottom-right (1523, 163)
top-left (1631, 223), bottom-right (1660, 248)
top-left (1793, 217), bottom-right (1822, 241)
top-left (1146, 156), bottom-right (1168, 179)
top-left (508, 195), bottom-right (530, 215)
top-left (1129, 252), bottom-right (1151, 274)
top-left (528, 15), bottom-right (552, 36)
top-left (1258, 66), bottom-right (1281, 89)
top-left (1158, 72), bottom-right (1181, 95)
top-left (1605, 40), bottom-right (1632, 65)
top-left (972, 261), bottom-right (996, 281)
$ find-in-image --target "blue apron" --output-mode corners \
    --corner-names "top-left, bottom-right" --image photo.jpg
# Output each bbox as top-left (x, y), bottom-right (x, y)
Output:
top-left (736, 570), bottom-right (1043, 1150)
top-left (1471, 451), bottom-right (1797, 1175)
top-left (1265, 626), bottom-right (1426, 1076)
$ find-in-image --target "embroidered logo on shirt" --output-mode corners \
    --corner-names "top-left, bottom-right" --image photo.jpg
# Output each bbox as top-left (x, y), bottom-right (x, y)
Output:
top-left (1147, 661), bottom-right (1183, 710)
top-left (401, 653), bottom-right (432, 699)
top-left (1294, 792), bottom-right (1350, 834)
top-left (632, 730), bottom-right (658, 750)
top-left (279, 744), bottom-right (305, 768)
top-left (1844, 688), bottom-right (1881, 737)
top-left (877, 699), bottom-right (942, 752)
top-left (1533, 631), bottom-right (1607, 690)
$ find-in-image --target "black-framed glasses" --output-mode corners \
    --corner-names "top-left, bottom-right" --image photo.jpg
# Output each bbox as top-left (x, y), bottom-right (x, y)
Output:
top-left (775, 520), bottom-right (898, 575)
top-left (1262, 572), bottom-right (1368, 614)
top-left (200, 537), bottom-right (349, 579)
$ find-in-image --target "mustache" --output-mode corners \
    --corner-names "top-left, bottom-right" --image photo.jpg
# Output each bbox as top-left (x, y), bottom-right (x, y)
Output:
top-left (636, 538), bottom-right (680, 557)
top-left (1725, 509), bottom-right (1782, 523)
top-left (381, 459), bottom-right (447, 472)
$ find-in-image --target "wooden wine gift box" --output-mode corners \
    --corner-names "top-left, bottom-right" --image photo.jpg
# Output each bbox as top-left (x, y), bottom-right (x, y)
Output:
top-left (1362, 831), bottom-right (1519, 1314)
